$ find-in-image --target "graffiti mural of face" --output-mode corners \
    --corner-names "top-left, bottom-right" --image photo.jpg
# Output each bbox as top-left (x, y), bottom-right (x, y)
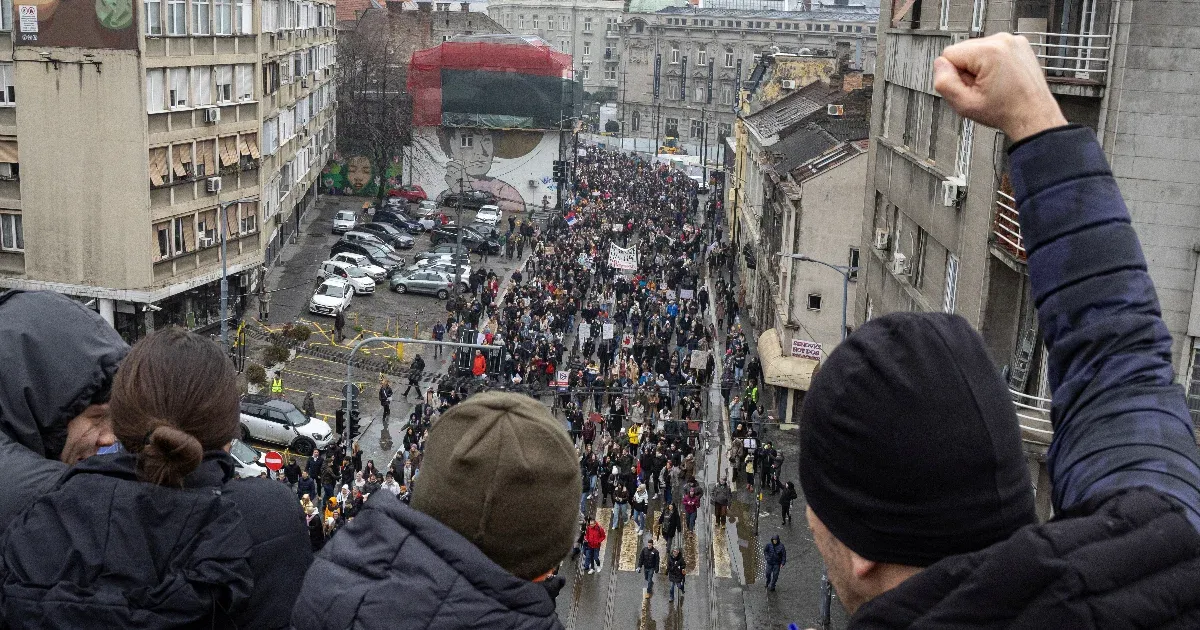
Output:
top-left (347, 156), bottom-right (372, 191)
top-left (450, 130), bottom-right (494, 178)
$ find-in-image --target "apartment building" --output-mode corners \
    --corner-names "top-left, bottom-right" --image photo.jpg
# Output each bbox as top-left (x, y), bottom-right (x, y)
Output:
top-left (617, 1), bottom-right (878, 157)
top-left (859, 0), bottom-right (1200, 514)
top-left (0, 0), bottom-right (336, 340)
top-left (485, 0), bottom-right (626, 102)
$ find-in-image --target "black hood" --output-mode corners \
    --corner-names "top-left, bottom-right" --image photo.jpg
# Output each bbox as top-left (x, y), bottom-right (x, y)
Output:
top-left (0, 290), bottom-right (128, 459)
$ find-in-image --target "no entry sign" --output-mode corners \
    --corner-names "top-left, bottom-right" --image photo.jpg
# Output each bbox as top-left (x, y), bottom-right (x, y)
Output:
top-left (263, 450), bottom-right (284, 471)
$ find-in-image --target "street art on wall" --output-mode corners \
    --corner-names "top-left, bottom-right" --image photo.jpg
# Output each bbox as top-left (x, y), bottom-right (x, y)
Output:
top-left (410, 127), bottom-right (559, 216)
top-left (320, 154), bottom-right (404, 198)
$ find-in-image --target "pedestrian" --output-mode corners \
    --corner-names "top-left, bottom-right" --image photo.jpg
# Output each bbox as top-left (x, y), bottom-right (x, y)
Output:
top-left (297, 469), bottom-right (317, 499)
top-left (270, 371), bottom-right (285, 399)
top-left (378, 379), bottom-right (393, 425)
top-left (611, 482), bottom-right (630, 530)
top-left (334, 309), bottom-right (346, 344)
top-left (635, 539), bottom-right (661, 599)
top-left (667, 548), bottom-right (687, 603)
top-left (0, 327), bottom-right (312, 628)
top-left (712, 477), bottom-right (731, 524)
top-left (779, 480), bottom-right (797, 525)
top-left (583, 517), bottom-right (606, 574)
top-left (432, 320), bottom-right (446, 358)
top-left (284, 456), bottom-right (301, 489)
top-left (302, 390), bottom-right (317, 420)
top-left (682, 487), bottom-right (700, 532)
top-left (403, 354), bottom-right (425, 397)
top-left (658, 503), bottom-right (682, 552)
top-left (763, 534), bottom-right (786, 591)
top-left (631, 483), bottom-right (649, 534)
top-left (471, 349), bottom-right (487, 379)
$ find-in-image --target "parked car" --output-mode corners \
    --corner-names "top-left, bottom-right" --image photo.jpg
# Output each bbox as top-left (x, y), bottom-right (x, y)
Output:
top-left (374, 209), bottom-right (425, 235)
top-left (332, 210), bottom-right (358, 234)
top-left (389, 269), bottom-right (456, 299)
top-left (389, 184), bottom-right (428, 202)
top-left (415, 205), bottom-right (447, 231)
top-left (474, 204), bottom-right (502, 226)
top-left (438, 189), bottom-right (496, 211)
top-left (330, 240), bottom-right (404, 273)
top-left (229, 438), bottom-right (268, 478)
top-left (318, 260), bottom-right (376, 295)
top-left (308, 278), bottom-right (354, 316)
top-left (468, 221), bottom-right (502, 241)
top-left (357, 222), bottom-right (416, 249)
top-left (413, 244), bottom-right (471, 265)
top-left (344, 229), bottom-right (414, 253)
top-left (239, 394), bottom-right (335, 454)
top-left (413, 261), bottom-right (471, 286)
top-left (329, 251), bottom-right (388, 281)
top-left (428, 225), bottom-right (501, 254)
top-left (417, 199), bottom-right (438, 213)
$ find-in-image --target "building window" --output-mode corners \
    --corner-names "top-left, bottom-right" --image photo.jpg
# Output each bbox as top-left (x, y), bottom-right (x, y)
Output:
top-left (848, 247), bottom-right (860, 281)
top-left (583, 17), bottom-right (592, 32)
top-left (460, 134), bottom-right (473, 149)
top-left (517, 14), bottom-right (525, 29)
top-left (671, 45), bottom-right (680, 64)
top-left (720, 85), bottom-right (732, 105)
top-left (168, 67), bottom-right (189, 108)
top-left (635, 20), bottom-right (644, 33)
top-left (146, 69), bottom-right (165, 112)
top-left (215, 65), bottom-right (233, 103)
top-left (191, 65), bottom-right (212, 105)
top-left (690, 119), bottom-right (703, 138)
top-left (236, 64), bottom-right (254, 101)
top-left (436, 2), bottom-right (450, 10)
top-left (167, 0), bottom-right (185, 34)
top-left (214, 0), bottom-right (232, 34)
top-left (605, 63), bottom-right (617, 81)
top-left (631, 111), bottom-right (640, 132)
top-left (666, 79), bottom-right (677, 100)
top-left (604, 45), bottom-right (613, 59)
top-left (532, 14), bottom-right (539, 29)
top-left (902, 88), bottom-right (919, 148)
top-left (606, 17), bottom-right (617, 32)
top-left (583, 41), bottom-right (590, 58)
top-left (807, 293), bottom-right (822, 311)
top-left (943, 253), bottom-right (959, 313)
top-left (664, 117), bottom-right (679, 137)
top-left (697, 45), bottom-right (706, 65)
top-left (559, 39), bottom-right (568, 52)
top-left (717, 122), bottom-right (731, 138)
top-left (0, 213), bottom-right (21, 252)
top-left (581, 65), bottom-right (589, 81)
top-left (154, 221), bottom-right (171, 260)
top-left (724, 50), bottom-right (734, 68)
top-left (236, 0), bottom-right (252, 33)
top-left (192, 0), bottom-right (211, 34)
top-left (0, 64), bottom-right (14, 106)
top-left (145, 0), bottom-right (162, 34)
top-left (560, 15), bottom-right (568, 30)
top-left (956, 119), bottom-right (974, 179)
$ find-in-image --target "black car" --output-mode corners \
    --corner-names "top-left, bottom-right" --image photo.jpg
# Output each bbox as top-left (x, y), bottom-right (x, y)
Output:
top-left (414, 243), bottom-right (472, 266)
top-left (358, 222), bottom-right (416, 250)
top-left (330, 240), bottom-right (404, 272)
top-left (374, 210), bottom-right (425, 235)
top-left (438, 189), bottom-right (496, 211)
top-left (428, 225), bottom-right (501, 254)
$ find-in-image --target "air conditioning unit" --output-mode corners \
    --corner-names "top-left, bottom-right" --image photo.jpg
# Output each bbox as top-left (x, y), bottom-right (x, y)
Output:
top-left (528, 179), bottom-right (539, 187)
top-left (873, 228), bottom-right (890, 251)
top-left (827, 104), bottom-right (844, 117)
top-left (890, 252), bottom-right (909, 276)
top-left (941, 179), bottom-right (961, 207)
top-left (206, 177), bottom-right (223, 192)
top-left (780, 79), bottom-right (797, 89)
top-left (204, 107), bottom-right (221, 123)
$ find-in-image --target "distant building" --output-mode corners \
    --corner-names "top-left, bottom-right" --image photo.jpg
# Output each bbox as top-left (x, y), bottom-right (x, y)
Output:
top-left (616, 1), bottom-right (877, 158)
top-left (730, 71), bottom-right (871, 421)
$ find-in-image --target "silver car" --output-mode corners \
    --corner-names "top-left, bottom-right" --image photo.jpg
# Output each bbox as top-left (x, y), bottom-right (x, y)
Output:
top-left (389, 269), bottom-right (456, 299)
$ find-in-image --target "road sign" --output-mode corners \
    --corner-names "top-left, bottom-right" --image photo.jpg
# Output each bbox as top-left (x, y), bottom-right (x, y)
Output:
top-left (263, 450), bottom-right (284, 471)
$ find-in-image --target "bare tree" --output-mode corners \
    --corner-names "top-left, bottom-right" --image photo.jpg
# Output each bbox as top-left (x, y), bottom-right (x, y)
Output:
top-left (336, 12), bottom-right (413, 203)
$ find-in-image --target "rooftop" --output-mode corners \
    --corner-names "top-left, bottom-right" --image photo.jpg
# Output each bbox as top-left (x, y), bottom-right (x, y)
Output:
top-left (654, 3), bottom-right (879, 20)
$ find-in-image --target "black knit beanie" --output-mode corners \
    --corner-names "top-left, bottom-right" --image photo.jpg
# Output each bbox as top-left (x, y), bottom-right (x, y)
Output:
top-left (799, 312), bottom-right (1036, 567)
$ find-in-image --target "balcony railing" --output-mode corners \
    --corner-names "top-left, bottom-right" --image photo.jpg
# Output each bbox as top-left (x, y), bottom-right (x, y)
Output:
top-left (993, 190), bottom-right (1026, 262)
top-left (1012, 389), bottom-right (1053, 446)
top-left (1016, 31), bottom-right (1111, 84)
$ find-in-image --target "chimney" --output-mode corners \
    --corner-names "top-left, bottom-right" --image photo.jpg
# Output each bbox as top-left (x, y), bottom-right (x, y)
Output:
top-left (842, 71), bottom-right (863, 92)
top-left (460, 1), bottom-right (470, 11)
top-left (802, 0), bottom-right (811, 10)
top-left (417, 1), bottom-right (432, 12)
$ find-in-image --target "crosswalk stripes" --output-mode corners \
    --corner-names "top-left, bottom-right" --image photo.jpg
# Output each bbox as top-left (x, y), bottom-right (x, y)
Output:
top-left (712, 515), bottom-right (732, 579)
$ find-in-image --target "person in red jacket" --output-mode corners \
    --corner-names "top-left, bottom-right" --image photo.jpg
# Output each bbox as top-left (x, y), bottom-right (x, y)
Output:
top-left (471, 350), bottom-right (487, 378)
top-left (583, 517), bottom-right (606, 574)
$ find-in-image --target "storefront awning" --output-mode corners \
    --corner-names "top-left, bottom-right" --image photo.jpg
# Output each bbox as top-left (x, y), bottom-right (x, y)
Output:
top-left (758, 328), bottom-right (818, 391)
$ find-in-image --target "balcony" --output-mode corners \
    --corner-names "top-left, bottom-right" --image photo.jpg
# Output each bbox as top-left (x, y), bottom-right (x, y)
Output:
top-left (1012, 389), bottom-right (1052, 447)
top-left (1016, 30), bottom-right (1111, 95)
top-left (993, 189), bottom-right (1026, 263)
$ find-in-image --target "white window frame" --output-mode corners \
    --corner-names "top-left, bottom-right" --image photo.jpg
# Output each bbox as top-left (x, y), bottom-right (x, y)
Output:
top-left (582, 41), bottom-right (590, 59)
top-left (605, 63), bottom-right (616, 81)
top-left (697, 45), bottom-right (706, 65)
top-left (532, 14), bottom-right (539, 29)
top-left (146, 68), bottom-right (165, 112)
top-left (0, 64), bottom-right (14, 107)
top-left (167, 0), bottom-right (186, 35)
top-left (214, 0), bottom-right (233, 34)
top-left (192, 0), bottom-right (211, 34)
top-left (939, 0), bottom-right (950, 30)
top-left (168, 67), bottom-right (189, 108)
top-left (583, 16), bottom-right (592, 32)
top-left (0, 213), bottom-right (21, 252)
top-left (191, 65), bottom-right (212, 106)
top-left (263, 116), bottom-right (279, 155)
top-left (236, 64), bottom-right (254, 101)
top-left (144, 0), bottom-right (162, 35)
top-left (944, 253), bottom-right (959, 313)
top-left (215, 65), bottom-right (233, 103)
top-left (236, 0), bottom-right (252, 33)
top-left (559, 15), bottom-right (568, 30)
top-left (955, 119), bottom-right (974, 179)
top-left (724, 50), bottom-right (734, 68)
top-left (581, 65), bottom-right (589, 81)
top-left (971, 0), bottom-right (985, 33)
top-left (671, 46), bottom-right (680, 64)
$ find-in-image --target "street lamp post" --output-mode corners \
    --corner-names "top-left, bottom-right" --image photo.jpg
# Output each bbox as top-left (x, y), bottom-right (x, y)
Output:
top-left (777, 252), bottom-right (857, 629)
top-left (218, 196), bottom-right (258, 349)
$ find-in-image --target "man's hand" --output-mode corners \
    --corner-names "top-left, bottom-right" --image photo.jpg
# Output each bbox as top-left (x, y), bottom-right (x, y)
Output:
top-left (933, 33), bottom-right (1068, 142)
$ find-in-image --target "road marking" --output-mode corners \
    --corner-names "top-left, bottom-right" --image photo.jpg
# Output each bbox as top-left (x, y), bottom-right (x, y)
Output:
top-left (684, 528), bottom-right (698, 573)
top-left (713, 516), bottom-right (732, 579)
top-left (618, 514), bottom-right (642, 571)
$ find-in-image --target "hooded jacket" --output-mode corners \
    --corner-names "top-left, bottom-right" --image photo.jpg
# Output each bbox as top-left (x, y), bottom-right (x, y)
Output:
top-left (293, 491), bottom-right (565, 630)
top-left (0, 290), bottom-right (128, 531)
top-left (0, 451), bottom-right (312, 629)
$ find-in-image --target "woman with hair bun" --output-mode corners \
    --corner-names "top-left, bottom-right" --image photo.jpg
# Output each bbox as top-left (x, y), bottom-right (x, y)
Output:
top-left (0, 328), bottom-right (313, 629)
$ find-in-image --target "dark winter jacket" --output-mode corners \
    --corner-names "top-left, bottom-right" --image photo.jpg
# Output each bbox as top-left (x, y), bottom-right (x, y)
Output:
top-left (763, 541), bottom-right (786, 567)
top-left (297, 475), bottom-right (317, 499)
top-left (0, 451), bottom-right (312, 629)
top-left (666, 554), bottom-right (686, 583)
top-left (0, 290), bottom-right (128, 532)
top-left (711, 482), bottom-right (732, 507)
top-left (853, 126), bottom-right (1200, 625)
top-left (293, 491), bottom-right (565, 629)
top-left (636, 547), bottom-right (661, 573)
top-left (658, 508), bottom-right (681, 539)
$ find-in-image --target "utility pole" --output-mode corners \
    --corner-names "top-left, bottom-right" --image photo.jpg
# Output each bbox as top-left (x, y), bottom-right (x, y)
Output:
top-left (218, 195), bottom-right (256, 349)
top-left (452, 175), bottom-right (465, 302)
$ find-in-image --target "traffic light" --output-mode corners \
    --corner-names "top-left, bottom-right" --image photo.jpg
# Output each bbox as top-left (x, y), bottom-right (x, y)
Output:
top-left (552, 160), bottom-right (567, 184)
top-left (341, 383), bottom-right (361, 440)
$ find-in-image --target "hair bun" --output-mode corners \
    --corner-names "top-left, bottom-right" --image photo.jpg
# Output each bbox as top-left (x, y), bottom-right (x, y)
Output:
top-left (138, 425), bottom-right (204, 487)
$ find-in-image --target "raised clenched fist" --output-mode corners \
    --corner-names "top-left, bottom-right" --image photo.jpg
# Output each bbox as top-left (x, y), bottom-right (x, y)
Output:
top-left (933, 33), bottom-right (1068, 142)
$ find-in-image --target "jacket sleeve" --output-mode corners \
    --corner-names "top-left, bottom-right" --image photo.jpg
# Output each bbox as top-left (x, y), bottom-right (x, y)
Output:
top-left (1010, 125), bottom-right (1200, 531)
top-left (0, 431), bottom-right (66, 531)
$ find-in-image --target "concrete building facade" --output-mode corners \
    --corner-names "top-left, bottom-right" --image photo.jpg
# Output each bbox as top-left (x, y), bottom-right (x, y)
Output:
top-left (0, 0), bottom-right (336, 340)
top-left (484, 0), bottom-right (626, 102)
top-left (616, 2), bottom-right (878, 158)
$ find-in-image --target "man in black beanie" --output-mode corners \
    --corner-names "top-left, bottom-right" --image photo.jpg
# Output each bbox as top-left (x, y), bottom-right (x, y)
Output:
top-left (799, 34), bottom-right (1200, 625)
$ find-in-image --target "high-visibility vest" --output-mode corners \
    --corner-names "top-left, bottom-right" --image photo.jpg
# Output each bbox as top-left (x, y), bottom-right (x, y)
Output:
top-left (271, 377), bottom-right (284, 393)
